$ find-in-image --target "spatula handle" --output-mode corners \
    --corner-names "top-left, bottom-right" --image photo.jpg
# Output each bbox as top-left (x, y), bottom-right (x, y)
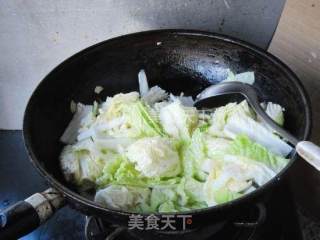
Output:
top-left (296, 141), bottom-right (320, 171)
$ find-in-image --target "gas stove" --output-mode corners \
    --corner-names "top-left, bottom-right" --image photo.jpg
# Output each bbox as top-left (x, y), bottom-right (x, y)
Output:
top-left (84, 182), bottom-right (302, 240)
top-left (0, 131), bottom-right (303, 240)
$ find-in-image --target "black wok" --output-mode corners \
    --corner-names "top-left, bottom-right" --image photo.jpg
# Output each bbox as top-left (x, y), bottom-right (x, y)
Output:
top-left (0, 30), bottom-right (311, 239)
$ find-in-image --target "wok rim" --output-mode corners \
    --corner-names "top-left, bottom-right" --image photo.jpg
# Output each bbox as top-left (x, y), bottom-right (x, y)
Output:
top-left (23, 29), bottom-right (312, 218)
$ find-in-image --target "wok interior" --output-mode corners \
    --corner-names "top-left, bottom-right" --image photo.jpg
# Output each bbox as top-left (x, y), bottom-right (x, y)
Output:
top-left (24, 31), bottom-right (309, 200)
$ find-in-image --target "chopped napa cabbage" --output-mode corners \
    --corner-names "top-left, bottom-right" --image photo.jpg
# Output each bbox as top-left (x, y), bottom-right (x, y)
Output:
top-left (60, 139), bottom-right (109, 189)
top-left (138, 67), bottom-right (193, 107)
top-left (200, 137), bottom-right (231, 173)
top-left (59, 69), bottom-right (291, 213)
top-left (78, 116), bottom-right (127, 141)
top-left (149, 187), bottom-right (179, 212)
top-left (189, 129), bottom-right (207, 162)
top-left (223, 155), bottom-right (276, 187)
top-left (262, 102), bottom-right (285, 126)
top-left (138, 69), bottom-right (149, 96)
top-left (98, 92), bottom-right (140, 121)
top-left (183, 177), bottom-right (206, 204)
top-left (169, 93), bottom-right (195, 107)
top-left (203, 154), bottom-right (276, 206)
top-left (147, 178), bottom-right (207, 212)
top-left (132, 101), bottom-right (165, 136)
top-left (224, 114), bottom-right (292, 156)
top-left (94, 185), bottom-right (150, 211)
top-left (142, 86), bottom-right (169, 105)
top-left (205, 137), bottom-right (231, 159)
top-left (60, 145), bottom-right (81, 183)
top-left (95, 155), bottom-right (122, 185)
top-left (70, 100), bottom-right (77, 113)
top-left (228, 135), bottom-right (288, 172)
top-left (60, 103), bottom-right (94, 144)
top-left (160, 100), bottom-right (198, 139)
top-left (96, 156), bottom-right (180, 189)
top-left (97, 94), bottom-right (164, 138)
top-left (180, 129), bottom-right (208, 181)
top-left (121, 101), bottom-right (165, 137)
top-left (211, 189), bottom-right (242, 205)
top-left (126, 137), bottom-right (181, 178)
top-left (198, 122), bottom-right (210, 132)
top-left (208, 100), bottom-right (255, 137)
top-left (92, 137), bottom-right (135, 153)
top-left (94, 86), bottom-right (104, 94)
top-left (222, 70), bottom-right (255, 85)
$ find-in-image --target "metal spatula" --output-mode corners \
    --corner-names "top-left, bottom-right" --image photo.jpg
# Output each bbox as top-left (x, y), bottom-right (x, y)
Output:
top-left (194, 82), bottom-right (320, 171)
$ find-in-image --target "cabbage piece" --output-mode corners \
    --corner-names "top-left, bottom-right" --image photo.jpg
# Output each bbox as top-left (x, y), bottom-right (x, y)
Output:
top-left (183, 177), bottom-right (206, 204)
top-left (133, 101), bottom-right (165, 136)
top-left (94, 86), bottom-right (104, 94)
top-left (212, 189), bottom-right (242, 205)
top-left (77, 153), bottom-right (103, 188)
top-left (98, 95), bottom-right (164, 138)
top-left (160, 100), bottom-right (198, 139)
top-left (73, 140), bottom-right (109, 182)
top-left (200, 137), bottom-right (231, 173)
top-left (224, 114), bottom-right (292, 157)
top-left (148, 178), bottom-right (207, 212)
top-left (60, 145), bottom-right (81, 183)
top-left (126, 137), bottom-right (181, 178)
top-left (169, 94), bottom-right (194, 107)
top-left (258, 102), bottom-right (285, 126)
top-left (77, 116), bottom-right (127, 141)
top-left (181, 129), bottom-right (208, 181)
top-left (205, 137), bottom-right (231, 159)
top-left (189, 129), bottom-right (207, 162)
top-left (121, 101), bottom-right (165, 137)
top-left (203, 154), bottom-right (275, 206)
top-left (150, 187), bottom-right (179, 212)
top-left (208, 100), bottom-right (255, 137)
top-left (97, 92), bottom-right (140, 122)
top-left (95, 155), bottom-right (122, 186)
top-left (265, 102), bottom-right (284, 125)
top-left (60, 103), bottom-right (93, 144)
top-left (94, 185), bottom-right (150, 211)
top-left (227, 135), bottom-right (288, 172)
top-left (222, 155), bottom-right (276, 186)
top-left (142, 86), bottom-right (169, 105)
top-left (158, 201), bottom-right (178, 212)
top-left (138, 69), bottom-right (149, 96)
top-left (199, 122), bottom-right (210, 133)
top-left (94, 93), bottom-right (140, 137)
top-left (92, 137), bottom-right (135, 154)
top-left (222, 70), bottom-right (255, 85)
top-left (97, 156), bottom-right (180, 189)
top-left (60, 139), bottom-right (109, 189)
top-left (202, 135), bottom-right (283, 206)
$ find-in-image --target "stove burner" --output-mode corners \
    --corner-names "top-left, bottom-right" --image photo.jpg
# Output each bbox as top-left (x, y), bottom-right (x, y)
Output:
top-left (85, 217), bottom-right (133, 240)
top-left (85, 216), bottom-right (265, 240)
top-left (85, 208), bottom-right (264, 240)
top-left (84, 182), bottom-right (304, 240)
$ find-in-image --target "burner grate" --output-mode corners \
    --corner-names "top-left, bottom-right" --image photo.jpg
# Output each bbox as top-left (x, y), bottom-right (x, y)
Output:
top-left (85, 216), bottom-right (261, 240)
top-left (84, 183), bottom-right (304, 240)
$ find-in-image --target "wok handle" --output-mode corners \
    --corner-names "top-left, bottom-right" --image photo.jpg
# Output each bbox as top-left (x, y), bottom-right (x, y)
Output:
top-left (0, 188), bottom-right (65, 239)
top-left (296, 141), bottom-right (320, 171)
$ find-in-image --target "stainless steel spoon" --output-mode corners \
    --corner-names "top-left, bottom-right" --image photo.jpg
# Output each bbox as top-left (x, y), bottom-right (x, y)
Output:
top-left (195, 82), bottom-right (320, 171)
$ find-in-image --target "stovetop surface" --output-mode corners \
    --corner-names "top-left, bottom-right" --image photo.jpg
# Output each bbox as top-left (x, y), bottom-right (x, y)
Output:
top-left (0, 131), bottom-right (304, 240)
